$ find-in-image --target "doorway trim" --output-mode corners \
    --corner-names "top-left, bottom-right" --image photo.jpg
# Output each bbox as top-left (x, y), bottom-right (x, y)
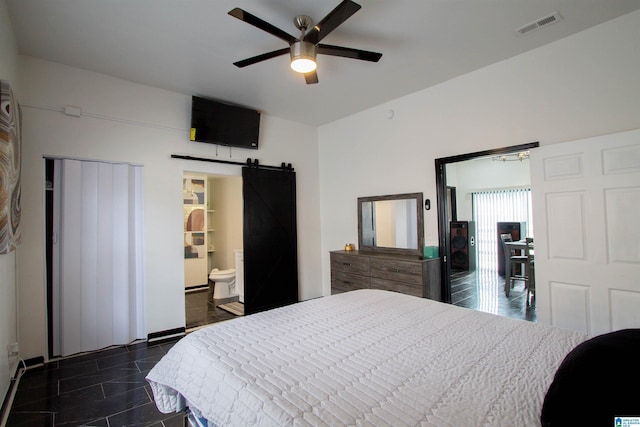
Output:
top-left (434, 141), bottom-right (539, 303)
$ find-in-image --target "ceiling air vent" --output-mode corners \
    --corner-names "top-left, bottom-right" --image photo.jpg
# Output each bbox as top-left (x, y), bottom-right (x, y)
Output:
top-left (515, 11), bottom-right (563, 36)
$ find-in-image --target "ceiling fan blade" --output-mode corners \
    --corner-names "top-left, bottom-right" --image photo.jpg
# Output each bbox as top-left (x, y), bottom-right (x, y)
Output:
top-left (317, 44), bottom-right (382, 62)
top-left (303, 0), bottom-right (361, 45)
top-left (229, 7), bottom-right (298, 44)
top-left (233, 47), bottom-right (290, 68)
top-left (304, 71), bottom-right (319, 84)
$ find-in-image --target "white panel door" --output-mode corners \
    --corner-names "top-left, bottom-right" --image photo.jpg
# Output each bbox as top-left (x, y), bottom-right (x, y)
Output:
top-left (531, 129), bottom-right (640, 335)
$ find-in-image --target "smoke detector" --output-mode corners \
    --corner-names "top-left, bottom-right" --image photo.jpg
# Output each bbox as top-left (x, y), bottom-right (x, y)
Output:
top-left (515, 11), bottom-right (563, 36)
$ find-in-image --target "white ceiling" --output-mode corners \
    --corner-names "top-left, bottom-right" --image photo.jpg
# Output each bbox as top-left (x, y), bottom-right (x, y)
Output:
top-left (6, 0), bottom-right (640, 126)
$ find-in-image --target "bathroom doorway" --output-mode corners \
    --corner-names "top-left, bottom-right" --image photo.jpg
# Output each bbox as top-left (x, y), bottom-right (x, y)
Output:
top-left (182, 163), bottom-right (299, 329)
top-left (183, 173), bottom-right (243, 330)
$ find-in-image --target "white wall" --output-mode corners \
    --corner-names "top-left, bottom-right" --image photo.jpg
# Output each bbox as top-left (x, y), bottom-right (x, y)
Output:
top-left (16, 56), bottom-right (322, 360)
top-left (0, 0), bottom-right (19, 404)
top-left (208, 175), bottom-right (243, 271)
top-left (448, 157), bottom-right (531, 221)
top-left (318, 10), bottom-right (640, 297)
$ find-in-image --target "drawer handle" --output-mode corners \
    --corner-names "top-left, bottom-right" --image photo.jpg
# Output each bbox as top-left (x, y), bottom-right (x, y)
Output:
top-left (343, 263), bottom-right (352, 266)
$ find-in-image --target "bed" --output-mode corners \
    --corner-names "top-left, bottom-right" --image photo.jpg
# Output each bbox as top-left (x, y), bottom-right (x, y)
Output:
top-left (146, 289), bottom-right (588, 426)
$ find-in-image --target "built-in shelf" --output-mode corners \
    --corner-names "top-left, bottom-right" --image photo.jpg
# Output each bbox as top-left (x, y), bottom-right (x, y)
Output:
top-left (184, 175), bottom-right (209, 288)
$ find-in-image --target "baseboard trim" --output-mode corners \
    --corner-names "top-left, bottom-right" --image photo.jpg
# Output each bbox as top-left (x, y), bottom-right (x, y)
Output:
top-left (23, 356), bottom-right (44, 368)
top-left (185, 284), bottom-right (208, 293)
top-left (0, 377), bottom-right (17, 427)
top-left (147, 327), bottom-right (185, 343)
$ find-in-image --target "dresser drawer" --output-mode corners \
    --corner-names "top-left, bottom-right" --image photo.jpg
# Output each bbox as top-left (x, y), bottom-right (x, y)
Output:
top-left (329, 250), bottom-right (440, 301)
top-left (331, 270), bottom-right (370, 293)
top-left (370, 258), bottom-right (422, 285)
top-left (331, 252), bottom-right (370, 275)
top-left (370, 277), bottom-right (423, 297)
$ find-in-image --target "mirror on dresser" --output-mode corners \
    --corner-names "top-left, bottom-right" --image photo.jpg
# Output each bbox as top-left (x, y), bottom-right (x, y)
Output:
top-left (331, 192), bottom-right (440, 301)
top-left (358, 192), bottom-right (424, 257)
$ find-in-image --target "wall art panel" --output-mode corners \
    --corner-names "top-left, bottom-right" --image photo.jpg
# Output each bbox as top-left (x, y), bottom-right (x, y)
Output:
top-left (0, 80), bottom-right (21, 254)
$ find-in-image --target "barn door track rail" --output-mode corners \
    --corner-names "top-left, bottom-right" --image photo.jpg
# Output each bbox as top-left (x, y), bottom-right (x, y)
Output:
top-left (171, 154), bottom-right (294, 171)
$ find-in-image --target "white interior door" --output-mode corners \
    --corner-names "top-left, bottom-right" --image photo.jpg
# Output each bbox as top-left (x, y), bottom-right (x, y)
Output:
top-left (51, 158), bottom-right (145, 356)
top-left (531, 129), bottom-right (640, 335)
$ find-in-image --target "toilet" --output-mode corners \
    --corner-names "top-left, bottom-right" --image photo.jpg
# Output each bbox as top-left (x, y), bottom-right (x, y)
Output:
top-left (209, 268), bottom-right (236, 300)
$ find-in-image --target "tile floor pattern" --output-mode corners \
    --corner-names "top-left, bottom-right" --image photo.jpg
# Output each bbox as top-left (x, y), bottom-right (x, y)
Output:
top-left (7, 290), bottom-right (240, 426)
top-left (185, 289), bottom-right (239, 330)
top-left (450, 267), bottom-right (536, 322)
top-left (8, 276), bottom-right (533, 426)
top-left (7, 338), bottom-right (184, 426)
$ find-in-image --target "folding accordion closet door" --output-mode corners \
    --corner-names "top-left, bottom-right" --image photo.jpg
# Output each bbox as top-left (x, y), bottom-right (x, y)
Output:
top-left (49, 158), bottom-right (145, 357)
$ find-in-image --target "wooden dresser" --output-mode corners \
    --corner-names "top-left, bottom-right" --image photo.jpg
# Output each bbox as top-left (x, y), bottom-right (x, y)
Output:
top-left (330, 250), bottom-right (441, 301)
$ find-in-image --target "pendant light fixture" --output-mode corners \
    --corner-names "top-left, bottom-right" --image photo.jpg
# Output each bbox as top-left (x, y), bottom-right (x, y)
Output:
top-left (290, 15), bottom-right (316, 74)
top-left (290, 41), bottom-right (317, 73)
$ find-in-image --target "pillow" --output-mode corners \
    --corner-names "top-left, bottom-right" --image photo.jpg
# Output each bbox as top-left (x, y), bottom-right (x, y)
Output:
top-left (540, 328), bottom-right (640, 426)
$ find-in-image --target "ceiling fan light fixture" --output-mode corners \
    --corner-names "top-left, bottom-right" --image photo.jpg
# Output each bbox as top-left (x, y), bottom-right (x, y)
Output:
top-left (290, 41), bottom-right (317, 73)
top-left (229, 2), bottom-right (382, 84)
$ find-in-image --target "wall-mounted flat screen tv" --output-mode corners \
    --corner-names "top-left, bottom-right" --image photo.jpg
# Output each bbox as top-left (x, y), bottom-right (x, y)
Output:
top-left (190, 96), bottom-right (260, 150)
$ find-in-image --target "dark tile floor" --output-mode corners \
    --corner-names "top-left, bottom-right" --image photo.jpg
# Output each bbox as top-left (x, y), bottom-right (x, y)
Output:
top-left (7, 290), bottom-right (242, 427)
top-left (450, 267), bottom-right (536, 322)
top-left (7, 338), bottom-right (184, 426)
top-left (185, 288), bottom-right (240, 330)
top-left (7, 276), bottom-right (532, 426)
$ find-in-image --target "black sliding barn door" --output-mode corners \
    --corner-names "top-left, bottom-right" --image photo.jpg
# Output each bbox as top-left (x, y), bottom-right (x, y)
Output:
top-left (242, 167), bottom-right (298, 315)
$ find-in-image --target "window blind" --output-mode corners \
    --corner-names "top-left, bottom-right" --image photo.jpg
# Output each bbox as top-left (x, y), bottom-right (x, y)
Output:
top-left (472, 189), bottom-right (532, 271)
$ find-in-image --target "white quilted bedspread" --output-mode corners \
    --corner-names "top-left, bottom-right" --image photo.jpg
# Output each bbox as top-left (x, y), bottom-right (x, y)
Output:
top-left (146, 290), bottom-right (587, 426)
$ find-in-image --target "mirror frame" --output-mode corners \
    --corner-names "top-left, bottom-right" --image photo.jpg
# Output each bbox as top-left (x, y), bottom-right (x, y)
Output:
top-left (357, 192), bottom-right (424, 257)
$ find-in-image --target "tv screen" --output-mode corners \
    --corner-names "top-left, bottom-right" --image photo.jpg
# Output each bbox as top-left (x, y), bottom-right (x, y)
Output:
top-left (190, 96), bottom-right (260, 149)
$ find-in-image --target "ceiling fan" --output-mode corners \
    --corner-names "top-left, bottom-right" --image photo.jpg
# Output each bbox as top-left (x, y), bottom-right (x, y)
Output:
top-left (228, 0), bottom-right (382, 84)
